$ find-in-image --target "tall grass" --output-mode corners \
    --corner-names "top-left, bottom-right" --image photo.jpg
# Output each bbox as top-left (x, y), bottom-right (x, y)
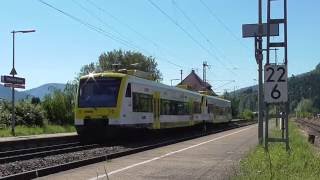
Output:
top-left (235, 121), bottom-right (320, 179)
top-left (0, 124), bottom-right (75, 137)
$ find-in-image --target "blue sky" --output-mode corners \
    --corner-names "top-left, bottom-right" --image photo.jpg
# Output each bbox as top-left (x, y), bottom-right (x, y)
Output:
top-left (0, 0), bottom-right (319, 94)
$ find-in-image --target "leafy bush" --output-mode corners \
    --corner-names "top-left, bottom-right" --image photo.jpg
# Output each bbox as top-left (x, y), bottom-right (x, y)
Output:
top-left (241, 109), bottom-right (254, 120)
top-left (0, 102), bottom-right (11, 126)
top-left (42, 86), bottom-right (75, 125)
top-left (31, 97), bottom-right (41, 105)
top-left (42, 90), bottom-right (67, 125)
top-left (15, 101), bottom-right (46, 126)
top-left (0, 100), bottom-right (46, 127)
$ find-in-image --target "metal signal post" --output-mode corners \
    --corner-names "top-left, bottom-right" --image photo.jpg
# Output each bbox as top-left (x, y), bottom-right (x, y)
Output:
top-left (257, 0), bottom-right (264, 145)
top-left (242, 0), bottom-right (267, 145)
top-left (242, 0), bottom-right (282, 146)
top-left (264, 0), bottom-right (289, 151)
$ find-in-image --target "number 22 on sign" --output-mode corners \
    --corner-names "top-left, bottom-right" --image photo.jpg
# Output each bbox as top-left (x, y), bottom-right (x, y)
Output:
top-left (264, 64), bottom-right (288, 103)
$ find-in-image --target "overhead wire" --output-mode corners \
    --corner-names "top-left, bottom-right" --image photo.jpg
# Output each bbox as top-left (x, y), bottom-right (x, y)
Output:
top-left (214, 80), bottom-right (235, 90)
top-left (38, 0), bottom-right (137, 50)
top-left (199, 0), bottom-right (259, 83)
top-left (85, 0), bottom-right (186, 69)
top-left (39, 0), bottom-right (183, 71)
top-left (71, 0), bottom-right (134, 47)
top-left (70, 0), bottom-right (156, 58)
top-left (199, 0), bottom-right (250, 50)
top-left (147, 0), bottom-right (237, 75)
top-left (171, 0), bottom-right (238, 70)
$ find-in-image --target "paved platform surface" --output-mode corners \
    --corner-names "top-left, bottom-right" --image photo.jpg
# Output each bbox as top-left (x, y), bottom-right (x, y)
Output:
top-left (37, 124), bottom-right (257, 180)
top-left (0, 132), bottom-right (77, 142)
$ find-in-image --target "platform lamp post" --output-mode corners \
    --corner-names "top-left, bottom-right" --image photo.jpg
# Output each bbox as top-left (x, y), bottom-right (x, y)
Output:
top-left (170, 79), bottom-right (180, 86)
top-left (10, 29), bottom-right (35, 136)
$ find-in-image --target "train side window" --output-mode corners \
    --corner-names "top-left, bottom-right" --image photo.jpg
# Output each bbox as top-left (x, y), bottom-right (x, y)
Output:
top-left (213, 106), bottom-right (220, 115)
top-left (193, 102), bottom-right (201, 114)
top-left (160, 99), bottom-right (170, 115)
top-left (133, 93), bottom-right (152, 112)
top-left (125, 83), bottom-right (131, 97)
top-left (208, 104), bottom-right (214, 113)
top-left (160, 99), bottom-right (190, 115)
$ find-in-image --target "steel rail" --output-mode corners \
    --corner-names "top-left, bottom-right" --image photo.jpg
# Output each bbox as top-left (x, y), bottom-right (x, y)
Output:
top-left (0, 143), bottom-right (100, 164)
top-left (0, 142), bottom-right (80, 158)
top-left (296, 119), bottom-right (320, 134)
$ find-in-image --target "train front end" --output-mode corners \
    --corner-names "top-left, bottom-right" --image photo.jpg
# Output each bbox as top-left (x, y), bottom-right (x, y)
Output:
top-left (75, 72), bottom-right (127, 139)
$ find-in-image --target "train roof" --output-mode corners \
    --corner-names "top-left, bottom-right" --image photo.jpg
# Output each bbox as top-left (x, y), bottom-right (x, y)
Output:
top-left (80, 72), bottom-right (127, 79)
top-left (80, 72), bottom-right (231, 103)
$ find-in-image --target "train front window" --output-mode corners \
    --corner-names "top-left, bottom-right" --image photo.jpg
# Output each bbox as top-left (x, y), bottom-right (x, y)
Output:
top-left (78, 77), bottom-right (121, 108)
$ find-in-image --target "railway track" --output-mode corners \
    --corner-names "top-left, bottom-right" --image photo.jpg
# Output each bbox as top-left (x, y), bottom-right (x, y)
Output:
top-left (296, 119), bottom-right (320, 134)
top-left (0, 120), bottom-right (256, 180)
top-left (0, 142), bottom-right (100, 164)
top-left (0, 134), bottom-right (78, 152)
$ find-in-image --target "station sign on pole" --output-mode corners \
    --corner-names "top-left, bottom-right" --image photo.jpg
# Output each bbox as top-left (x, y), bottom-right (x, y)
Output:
top-left (4, 83), bottom-right (25, 89)
top-left (242, 23), bottom-right (279, 38)
top-left (1, 75), bottom-right (25, 85)
top-left (1, 75), bottom-right (26, 89)
top-left (264, 64), bottom-right (288, 103)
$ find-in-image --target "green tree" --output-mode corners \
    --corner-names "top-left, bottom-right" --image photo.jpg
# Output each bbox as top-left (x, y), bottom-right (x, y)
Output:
top-left (241, 109), bottom-right (254, 120)
top-left (31, 97), bottom-right (41, 105)
top-left (79, 49), bottom-right (162, 81)
top-left (63, 81), bottom-right (78, 124)
top-left (41, 82), bottom-right (77, 125)
top-left (223, 92), bottom-right (240, 118)
top-left (78, 62), bottom-right (97, 78)
top-left (315, 63), bottom-right (320, 73)
top-left (295, 98), bottom-right (318, 117)
top-left (0, 101), bottom-right (11, 126)
top-left (42, 90), bottom-right (68, 125)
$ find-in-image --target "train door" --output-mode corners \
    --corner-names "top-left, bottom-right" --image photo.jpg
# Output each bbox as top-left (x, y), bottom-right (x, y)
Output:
top-left (188, 98), bottom-right (194, 125)
top-left (153, 92), bottom-right (160, 129)
top-left (201, 96), bottom-right (209, 121)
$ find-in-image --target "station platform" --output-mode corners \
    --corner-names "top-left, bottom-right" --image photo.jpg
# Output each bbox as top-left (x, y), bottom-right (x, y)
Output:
top-left (0, 132), bottom-right (77, 143)
top-left (38, 124), bottom-right (258, 180)
top-left (0, 132), bottom-right (78, 151)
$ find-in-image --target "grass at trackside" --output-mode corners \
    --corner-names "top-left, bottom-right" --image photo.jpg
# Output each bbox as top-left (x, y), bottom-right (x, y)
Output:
top-left (235, 120), bottom-right (320, 180)
top-left (0, 124), bottom-right (76, 137)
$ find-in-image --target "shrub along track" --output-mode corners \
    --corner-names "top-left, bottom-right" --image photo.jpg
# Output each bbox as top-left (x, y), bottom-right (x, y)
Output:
top-left (0, 120), bottom-right (255, 180)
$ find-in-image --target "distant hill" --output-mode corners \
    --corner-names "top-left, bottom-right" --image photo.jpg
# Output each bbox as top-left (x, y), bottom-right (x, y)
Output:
top-left (234, 85), bottom-right (258, 95)
top-left (0, 83), bottom-right (66, 101)
top-left (0, 84), bottom-right (29, 101)
top-left (23, 83), bottom-right (65, 99)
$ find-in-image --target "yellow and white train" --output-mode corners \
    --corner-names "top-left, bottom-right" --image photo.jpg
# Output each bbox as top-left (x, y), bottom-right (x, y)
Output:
top-left (75, 70), bottom-right (231, 138)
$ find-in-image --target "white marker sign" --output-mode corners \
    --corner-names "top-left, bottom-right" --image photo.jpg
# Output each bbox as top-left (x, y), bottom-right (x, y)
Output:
top-left (264, 64), bottom-right (288, 103)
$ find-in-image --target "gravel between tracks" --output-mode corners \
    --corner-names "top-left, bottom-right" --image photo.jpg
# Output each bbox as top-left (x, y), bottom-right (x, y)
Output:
top-left (0, 146), bottom-right (128, 177)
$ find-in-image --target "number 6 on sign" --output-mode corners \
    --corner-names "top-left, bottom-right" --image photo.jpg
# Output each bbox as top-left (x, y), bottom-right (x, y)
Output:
top-left (264, 64), bottom-right (288, 103)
